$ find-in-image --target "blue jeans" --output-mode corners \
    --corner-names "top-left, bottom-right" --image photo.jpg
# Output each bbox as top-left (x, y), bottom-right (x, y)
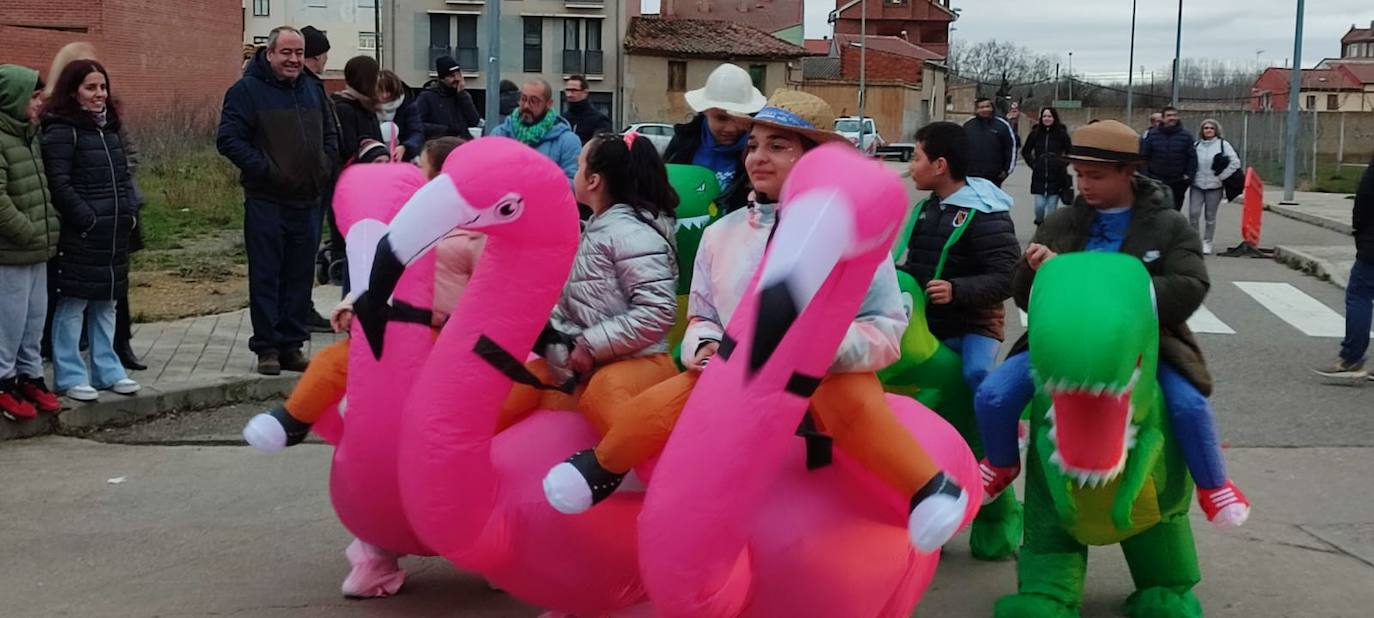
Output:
top-left (52, 297), bottom-right (127, 392)
top-left (1340, 258), bottom-right (1374, 365)
top-left (974, 351), bottom-right (1228, 488)
top-left (942, 334), bottom-right (1002, 390)
top-left (1033, 193), bottom-right (1058, 222)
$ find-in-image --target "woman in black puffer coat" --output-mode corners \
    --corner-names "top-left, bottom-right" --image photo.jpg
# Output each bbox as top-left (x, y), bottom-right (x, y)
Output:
top-left (1020, 106), bottom-right (1072, 226)
top-left (40, 59), bottom-right (140, 400)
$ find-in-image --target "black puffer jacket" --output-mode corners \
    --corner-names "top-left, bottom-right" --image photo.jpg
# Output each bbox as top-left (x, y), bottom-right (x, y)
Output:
top-left (1141, 122), bottom-right (1198, 184)
top-left (1355, 162), bottom-right (1373, 263)
top-left (898, 197), bottom-right (1021, 341)
top-left (664, 114), bottom-right (750, 213)
top-left (962, 115), bottom-right (1017, 182)
top-left (41, 111), bottom-right (139, 300)
top-left (415, 81), bottom-right (481, 140)
top-left (564, 99), bottom-right (612, 145)
top-left (1021, 126), bottom-right (1072, 195)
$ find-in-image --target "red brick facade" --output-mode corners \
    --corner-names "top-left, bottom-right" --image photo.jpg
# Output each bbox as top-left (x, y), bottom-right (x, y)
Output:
top-left (1, 1), bottom-right (243, 128)
top-left (832, 0), bottom-right (954, 59)
top-left (840, 46), bottom-right (924, 84)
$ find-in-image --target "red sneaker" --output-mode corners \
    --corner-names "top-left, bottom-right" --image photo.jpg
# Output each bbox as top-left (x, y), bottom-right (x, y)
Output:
top-left (1, 379), bottom-right (38, 421)
top-left (18, 376), bottom-right (62, 414)
top-left (1197, 480), bottom-right (1251, 529)
top-left (979, 458), bottom-right (1021, 505)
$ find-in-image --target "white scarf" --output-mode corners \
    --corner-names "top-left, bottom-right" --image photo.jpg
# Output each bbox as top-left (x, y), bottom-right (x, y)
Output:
top-left (377, 94), bottom-right (404, 123)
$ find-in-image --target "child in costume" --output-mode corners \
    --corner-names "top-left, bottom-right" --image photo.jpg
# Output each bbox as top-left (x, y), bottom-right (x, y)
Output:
top-left (242, 136), bottom-right (481, 451)
top-left (508, 132), bottom-right (682, 512)
top-left (975, 120), bottom-right (1251, 528)
top-left (542, 90), bottom-right (970, 553)
top-left (899, 122), bottom-right (1021, 391)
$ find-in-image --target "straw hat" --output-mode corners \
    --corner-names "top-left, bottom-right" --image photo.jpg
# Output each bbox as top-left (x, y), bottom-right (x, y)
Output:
top-left (736, 89), bottom-right (848, 145)
top-left (1064, 120), bottom-right (1144, 164)
top-left (684, 64), bottom-right (767, 115)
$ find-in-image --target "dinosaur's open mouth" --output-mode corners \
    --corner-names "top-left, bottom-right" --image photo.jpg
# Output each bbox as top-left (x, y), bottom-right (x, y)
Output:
top-left (1045, 367), bottom-right (1141, 487)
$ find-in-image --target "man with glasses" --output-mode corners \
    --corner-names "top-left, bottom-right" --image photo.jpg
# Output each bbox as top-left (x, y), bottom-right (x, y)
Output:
top-left (492, 78), bottom-right (582, 184)
top-left (563, 74), bottom-right (611, 145)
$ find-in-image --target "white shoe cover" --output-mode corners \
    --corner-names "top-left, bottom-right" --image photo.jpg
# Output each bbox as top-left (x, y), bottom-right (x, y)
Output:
top-left (543, 462), bottom-right (594, 514)
top-left (908, 489), bottom-right (970, 554)
top-left (242, 413), bottom-right (287, 453)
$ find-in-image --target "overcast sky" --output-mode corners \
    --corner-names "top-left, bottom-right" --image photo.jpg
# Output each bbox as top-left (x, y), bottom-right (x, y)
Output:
top-left (642, 2), bottom-right (1369, 77)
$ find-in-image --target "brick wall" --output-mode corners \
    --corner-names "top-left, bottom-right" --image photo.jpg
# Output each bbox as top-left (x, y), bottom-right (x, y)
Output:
top-left (1, 0), bottom-right (243, 130)
top-left (840, 46), bottom-right (923, 84)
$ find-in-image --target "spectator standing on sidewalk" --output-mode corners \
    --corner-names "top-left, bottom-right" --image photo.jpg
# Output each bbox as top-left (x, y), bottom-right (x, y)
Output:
top-left (1020, 106), bottom-right (1072, 226)
top-left (1141, 111), bottom-right (1164, 147)
top-left (1189, 119), bottom-right (1240, 255)
top-left (491, 78), bottom-right (581, 184)
top-left (41, 60), bottom-right (141, 401)
top-left (1141, 105), bottom-right (1196, 211)
top-left (962, 98), bottom-right (1017, 187)
top-left (563, 75), bottom-right (611, 145)
top-left (376, 70), bottom-right (423, 162)
top-left (417, 56), bottom-right (481, 140)
top-left (662, 63), bottom-right (766, 213)
top-left (217, 27), bottom-right (339, 376)
top-left (0, 65), bottom-right (62, 420)
top-left (1314, 158), bottom-right (1374, 382)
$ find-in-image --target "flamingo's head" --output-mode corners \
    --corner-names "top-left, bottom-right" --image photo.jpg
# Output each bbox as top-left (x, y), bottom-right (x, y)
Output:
top-left (748, 144), bottom-right (908, 373)
top-left (420, 136), bottom-right (581, 244)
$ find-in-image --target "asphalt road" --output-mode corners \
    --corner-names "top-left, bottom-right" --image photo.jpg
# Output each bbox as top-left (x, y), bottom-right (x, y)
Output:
top-left (3, 165), bottom-right (1371, 617)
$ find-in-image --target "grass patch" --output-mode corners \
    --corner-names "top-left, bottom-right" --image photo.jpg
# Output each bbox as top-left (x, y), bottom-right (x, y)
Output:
top-left (1251, 159), bottom-right (1369, 194)
top-left (135, 147), bottom-right (243, 252)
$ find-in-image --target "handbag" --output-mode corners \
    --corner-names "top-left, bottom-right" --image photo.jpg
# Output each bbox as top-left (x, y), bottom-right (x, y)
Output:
top-left (1223, 168), bottom-right (1245, 202)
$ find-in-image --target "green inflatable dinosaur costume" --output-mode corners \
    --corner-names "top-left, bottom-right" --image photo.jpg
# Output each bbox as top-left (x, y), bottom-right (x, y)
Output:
top-left (881, 199), bottom-right (1023, 561)
top-left (995, 252), bottom-right (1200, 618)
top-left (665, 164), bottom-right (722, 355)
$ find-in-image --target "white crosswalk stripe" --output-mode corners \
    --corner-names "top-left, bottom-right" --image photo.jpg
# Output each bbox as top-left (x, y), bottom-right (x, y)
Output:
top-left (1233, 281), bottom-right (1370, 338)
top-left (1187, 305), bottom-right (1236, 335)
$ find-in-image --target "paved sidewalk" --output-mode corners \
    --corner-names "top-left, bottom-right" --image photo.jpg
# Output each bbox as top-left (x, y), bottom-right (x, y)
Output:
top-left (1, 286), bottom-right (343, 441)
top-left (1263, 187), bottom-right (1359, 289)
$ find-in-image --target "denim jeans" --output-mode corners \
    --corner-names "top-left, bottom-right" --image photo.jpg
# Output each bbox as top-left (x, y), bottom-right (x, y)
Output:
top-left (52, 296), bottom-right (127, 392)
top-left (941, 333), bottom-right (1002, 390)
top-left (1341, 258), bottom-right (1374, 365)
top-left (0, 263), bottom-right (46, 380)
top-left (1033, 193), bottom-right (1058, 223)
top-left (975, 351), bottom-right (1228, 487)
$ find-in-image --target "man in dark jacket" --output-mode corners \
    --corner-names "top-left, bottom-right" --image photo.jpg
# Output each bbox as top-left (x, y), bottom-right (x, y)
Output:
top-left (1140, 105), bottom-right (1197, 210)
top-left (416, 56), bottom-right (481, 140)
top-left (962, 98), bottom-right (1017, 187)
top-left (300, 24), bottom-right (339, 332)
top-left (900, 122), bottom-right (1021, 390)
top-left (975, 120), bottom-right (1250, 529)
top-left (1315, 160), bottom-right (1374, 381)
top-left (563, 75), bottom-right (611, 144)
top-left (217, 26), bottom-right (339, 375)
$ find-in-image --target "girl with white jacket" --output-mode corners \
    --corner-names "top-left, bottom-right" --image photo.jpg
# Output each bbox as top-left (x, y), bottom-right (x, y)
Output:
top-left (1191, 119), bottom-right (1241, 254)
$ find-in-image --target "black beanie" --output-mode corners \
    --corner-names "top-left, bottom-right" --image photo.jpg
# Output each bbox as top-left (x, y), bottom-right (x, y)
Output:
top-left (301, 25), bottom-right (330, 58)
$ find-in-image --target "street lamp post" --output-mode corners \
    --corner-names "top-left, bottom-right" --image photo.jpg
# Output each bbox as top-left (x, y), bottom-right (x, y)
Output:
top-left (484, 0), bottom-right (501, 135)
top-left (1171, 0), bottom-right (1183, 106)
top-left (1281, 0), bottom-right (1306, 203)
top-left (1068, 52), bottom-right (1073, 101)
top-left (859, 0), bottom-right (867, 153)
top-left (1127, 0), bottom-right (1138, 120)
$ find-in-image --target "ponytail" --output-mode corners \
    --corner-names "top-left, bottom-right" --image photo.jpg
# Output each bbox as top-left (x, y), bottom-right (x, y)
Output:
top-left (585, 133), bottom-right (679, 222)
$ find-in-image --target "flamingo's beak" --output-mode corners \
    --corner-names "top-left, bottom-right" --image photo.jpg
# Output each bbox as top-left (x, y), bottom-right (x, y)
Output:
top-left (354, 174), bottom-right (479, 358)
top-left (749, 190), bottom-right (856, 374)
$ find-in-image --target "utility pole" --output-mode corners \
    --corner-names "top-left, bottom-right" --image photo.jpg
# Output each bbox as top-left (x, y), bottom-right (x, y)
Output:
top-left (859, 0), bottom-right (867, 152)
top-left (1068, 52), bottom-right (1073, 100)
top-left (484, 0), bottom-right (501, 135)
top-left (1171, 0), bottom-right (1183, 106)
top-left (1282, 0), bottom-right (1305, 202)
top-left (1127, 0), bottom-right (1138, 120)
top-left (1054, 63), bottom-right (1060, 101)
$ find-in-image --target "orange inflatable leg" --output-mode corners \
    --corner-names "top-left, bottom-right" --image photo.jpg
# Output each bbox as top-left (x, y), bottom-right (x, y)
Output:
top-left (810, 372), bottom-right (942, 497)
top-left (593, 369), bottom-right (699, 474)
top-left (498, 359), bottom-right (582, 432)
top-left (283, 339), bottom-right (352, 424)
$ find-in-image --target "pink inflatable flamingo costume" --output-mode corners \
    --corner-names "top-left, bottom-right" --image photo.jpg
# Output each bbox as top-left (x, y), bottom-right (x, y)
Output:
top-left (638, 144), bottom-right (982, 617)
top-left (351, 137), bottom-right (649, 615)
top-left (242, 162), bottom-right (439, 597)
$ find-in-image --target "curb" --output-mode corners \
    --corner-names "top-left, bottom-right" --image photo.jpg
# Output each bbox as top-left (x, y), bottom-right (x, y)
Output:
top-left (1, 374), bottom-right (298, 442)
top-left (1266, 202), bottom-right (1355, 236)
top-left (1273, 245), bottom-right (1350, 290)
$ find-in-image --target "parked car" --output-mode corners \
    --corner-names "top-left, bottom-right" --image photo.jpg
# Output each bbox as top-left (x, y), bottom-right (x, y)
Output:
top-left (626, 123), bottom-right (675, 154)
top-left (834, 116), bottom-right (914, 162)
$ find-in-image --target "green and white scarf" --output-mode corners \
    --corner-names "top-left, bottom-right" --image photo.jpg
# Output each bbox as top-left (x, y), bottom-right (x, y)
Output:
top-left (510, 110), bottom-right (558, 146)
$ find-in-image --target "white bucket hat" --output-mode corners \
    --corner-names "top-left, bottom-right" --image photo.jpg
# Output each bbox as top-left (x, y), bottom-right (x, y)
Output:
top-left (684, 64), bottom-right (767, 115)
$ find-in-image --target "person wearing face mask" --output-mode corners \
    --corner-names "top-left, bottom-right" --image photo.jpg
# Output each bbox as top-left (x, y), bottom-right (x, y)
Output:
top-left (662, 63), bottom-right (766, 213)
top-left (0, 65), bottom-right (62, 420)
top-left (217, 26), bottom-right (340, 376)
top-left (376, 70), bottom-right (423, 163)
top-left (40, 60), bottom-right (141, 402)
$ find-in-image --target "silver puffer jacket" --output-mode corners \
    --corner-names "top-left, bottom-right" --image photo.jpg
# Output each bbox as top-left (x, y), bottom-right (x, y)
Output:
top-left (550, 203), bottom-right (678, 365)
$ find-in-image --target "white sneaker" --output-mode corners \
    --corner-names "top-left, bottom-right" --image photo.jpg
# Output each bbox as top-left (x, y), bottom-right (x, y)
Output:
top-left (65, 384), bottom-right (99, 401)
top-left (110, 379), bottom-right (141, 395)
top-left (1202, 240), bottom-right (1213, 255)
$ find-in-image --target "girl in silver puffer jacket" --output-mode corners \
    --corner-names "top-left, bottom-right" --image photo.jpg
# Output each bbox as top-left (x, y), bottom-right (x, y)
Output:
top-left (500, 132), bottom-right (680, 513)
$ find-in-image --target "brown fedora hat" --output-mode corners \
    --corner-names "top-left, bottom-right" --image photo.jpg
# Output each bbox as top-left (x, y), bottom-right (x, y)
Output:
top-left (1065, 120), bottom-right (1144, 163)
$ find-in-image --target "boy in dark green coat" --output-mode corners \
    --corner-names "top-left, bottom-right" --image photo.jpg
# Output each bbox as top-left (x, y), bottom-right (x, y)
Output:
top-left (0, 65), bottom-right (62, 419)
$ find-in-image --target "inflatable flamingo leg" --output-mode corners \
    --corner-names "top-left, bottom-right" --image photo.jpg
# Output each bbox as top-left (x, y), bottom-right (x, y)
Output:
top-left (341, 539), bottom-right (406, 598)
